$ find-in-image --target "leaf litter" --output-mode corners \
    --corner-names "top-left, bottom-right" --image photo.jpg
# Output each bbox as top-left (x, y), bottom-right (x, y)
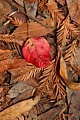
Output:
top-left (0, 0), bottom-right (80, 120)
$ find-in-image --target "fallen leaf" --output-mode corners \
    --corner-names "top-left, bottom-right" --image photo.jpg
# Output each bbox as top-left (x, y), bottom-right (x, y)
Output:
top-left (10, 90), bottom-right (33, 105)
top-left (0, 0), bottom-right (12, 22)
top-left (7, 82), bottom-right (33, 98)
top-left (68, 90), bottom-right (80, 119)
top-left (59, 56), bottom-right (68, 80)
top-left (60, 56), bottom-right (80, 90)
top-left (66, 0), bottom-right (80, 24)
top-left (14, 0), bottom-right (24, 6)
top-left (38, 104), bottom-right (66, 120)
top-left (0, 58), bottom-right (27, 73)
top-left (24, 1), bottom-right (38, 18)
top-left (22, 37), bottom-right (51, 68)
top-left (0, 95), bottom-right (40, 120)
top-left (13, 21), bottom-right (53, 38)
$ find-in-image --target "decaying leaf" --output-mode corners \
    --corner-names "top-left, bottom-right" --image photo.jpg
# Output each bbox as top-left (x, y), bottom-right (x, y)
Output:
top-left (14, 0), bottom-right (24, 6)
top-left (68, 90), bottom-right (80, 120)
top-left (13, 21), bottom-right (53, 38)
top-left (7, 82), bottom-right (34, 98)
top-left (0, 95), bottom-right (40, 120)
top-left (24, 1), bottom-right (38, 18)
top-left (22, 37), bottom-right (51, 68)
top-left (38, 104), bottom-right (66, 120)
top-left (60, 56), bottom-right (68, 80)
top-left (66, 0), bottom-right (80, 24)
top-left (0, 0), bottom-right (80, 119)
top-left (0, 58), bottom-right (28, 73)
top-left (60, 56), bottom-right (80, 90)
top-left (0, 0), bottom-right (12, 22)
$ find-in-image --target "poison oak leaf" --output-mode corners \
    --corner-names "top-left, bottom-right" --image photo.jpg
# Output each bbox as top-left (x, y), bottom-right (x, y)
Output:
top-left (22, 37), bottom-right (51, 68)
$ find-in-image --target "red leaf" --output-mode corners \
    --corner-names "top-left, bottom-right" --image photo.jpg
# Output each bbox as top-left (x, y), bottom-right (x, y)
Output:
top-left (22, 37), bottom-right (51, 68)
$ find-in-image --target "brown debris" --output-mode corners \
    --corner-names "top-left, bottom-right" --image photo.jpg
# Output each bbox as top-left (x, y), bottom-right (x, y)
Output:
top-left (0, 0), bottom-right (80, 120)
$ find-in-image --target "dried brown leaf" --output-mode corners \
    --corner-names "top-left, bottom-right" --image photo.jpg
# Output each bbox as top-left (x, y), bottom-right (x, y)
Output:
top-left (38, 104), bottom-right (66, 120)
top-left (14, 0), bottom-right (24, 6)
top-left (13, 21), bottom-right (53, 38)
top-left (0, 95), bottom-right (40, 120)
top-left (0, 58), bottom-right (27, 73)
top-left (0, 0), bottom-right (12, 22)
top-left (24, 0), bottom-right (38, 4)
top-left (60, 56), bottom-right (80, 90)
top-left (46, 18), bottom-right (56, 27)
top-left (66, 0), bottom-right (80, 24)
top-left (24, 1), bottom-right (38, 18)
top-left (10, 89), bottom-right (33, 105)
top-left (60, 56), bottom-right (68, 80)
top-left (7, 82), bottom-right (33, 98)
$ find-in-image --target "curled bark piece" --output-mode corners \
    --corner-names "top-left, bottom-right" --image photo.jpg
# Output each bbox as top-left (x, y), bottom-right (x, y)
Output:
top-left (60, 56), bottom-right (80, 90)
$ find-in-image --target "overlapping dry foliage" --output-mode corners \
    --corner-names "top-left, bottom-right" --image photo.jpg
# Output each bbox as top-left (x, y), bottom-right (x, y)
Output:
top-left (0, 0), bottom-right (80, 120)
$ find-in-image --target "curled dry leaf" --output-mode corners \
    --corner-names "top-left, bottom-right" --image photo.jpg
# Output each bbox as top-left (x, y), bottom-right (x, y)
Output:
top-left (0, 95), bottom-right (40, 120)
top-left (22, 37), bottom-right (51, 68)
top-left (59, 56), bottom-right (68, 80)
top-left (60, 56), bottom-right (80, 90)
